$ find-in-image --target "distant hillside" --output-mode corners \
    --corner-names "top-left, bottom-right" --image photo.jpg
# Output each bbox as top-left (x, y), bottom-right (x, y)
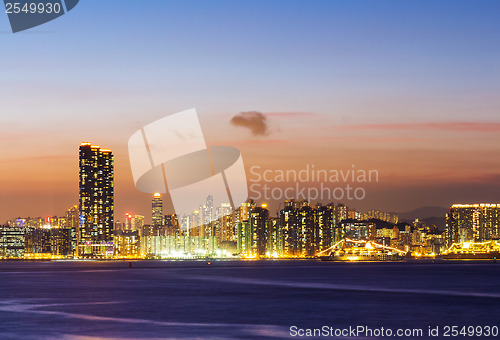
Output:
top-left (368, 218), bottom-right (394, 229)
top-left (394, 206), bottom-right (448, 231)
top-left (396, 206), bottom-right (448, 221)
top-left (420, 216), bottom-right (447, 231)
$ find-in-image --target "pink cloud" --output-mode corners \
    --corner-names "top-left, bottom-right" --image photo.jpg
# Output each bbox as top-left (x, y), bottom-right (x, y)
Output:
top-left (320, 136), bottom-right (424, 143)
top-left (338, 122), bottom-right (500, 132)
top-left (0, 154), bottom-right (73, 164)
top-left (471, 173), bottom-right (500, 184)
top-left (211, 139), bottom-right (287, 146)
top-left (265, 112), bottom-right (320, 118)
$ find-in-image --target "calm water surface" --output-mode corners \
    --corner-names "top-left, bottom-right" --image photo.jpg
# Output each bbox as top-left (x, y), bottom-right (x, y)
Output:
top-left (0, 260), bottom-right (499, 339)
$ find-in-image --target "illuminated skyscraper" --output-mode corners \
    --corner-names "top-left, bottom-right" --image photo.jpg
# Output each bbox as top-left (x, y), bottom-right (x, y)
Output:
top-left (78, 142), bottom-right (114, 257)
top-left (314, 204), bottom-right (336, 253)
top-left (280, 201), bottom-right (300, 257)
top-left (125, 213), bottom-right (144, 232)
top-left (249, 205), bottom-right (269, 256)
top-left (152, 193), bottom-right (163, 228)
top-left (217, 203), bottom-right (234, 242)
top-left (65, 205), bottom-right (79, 254)
top-left (446, 204), bottom-right (500, 246)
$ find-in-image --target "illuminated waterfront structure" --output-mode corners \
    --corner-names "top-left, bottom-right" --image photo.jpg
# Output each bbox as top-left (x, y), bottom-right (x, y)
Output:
top-left (318, 238), bottom-right (407, 261)
top-left (443, 240), bottom-right (500, 259)
top-left (1, 197), bottom-right (470, 259)
top-left (152, 193), bottom-right (163, 228)
top-left (446, 204), bottom-right (500, 246)
top-left (78, 142), bottom-right (114, 257)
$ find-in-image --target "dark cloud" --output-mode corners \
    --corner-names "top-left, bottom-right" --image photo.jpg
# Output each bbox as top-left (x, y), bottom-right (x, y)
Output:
top-left (230, 111), bottom-right (269, 136)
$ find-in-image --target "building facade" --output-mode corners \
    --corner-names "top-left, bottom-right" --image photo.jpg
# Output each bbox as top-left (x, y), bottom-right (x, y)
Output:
top-left (152, 193), bottom-right (163, 228)
top-left (446, 204), bottom-right (500, 246)
top-left (78, 142), bottom-right (114, 257)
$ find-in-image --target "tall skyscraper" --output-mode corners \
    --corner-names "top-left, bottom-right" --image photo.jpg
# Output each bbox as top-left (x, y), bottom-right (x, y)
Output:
top-left (249, 205), bottom-right (269, 257)
top-left (446, 204), bottom-right (500, 246)
top-left (65, 205), bottom-right (79, 255)
top-left (280, 201), bottom-right (300, 257)
top-left (315, 204), bottom-right (334, 253)
top-left (152, 193), bottom-right (163, 228)
top-left (298, 205), bottom-right (315, 257)
top-left (78, 142), bottom-right (114, 257)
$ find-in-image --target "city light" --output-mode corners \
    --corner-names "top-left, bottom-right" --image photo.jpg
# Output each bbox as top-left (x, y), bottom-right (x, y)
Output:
top-left (1, 143), bottom-right (498, 261)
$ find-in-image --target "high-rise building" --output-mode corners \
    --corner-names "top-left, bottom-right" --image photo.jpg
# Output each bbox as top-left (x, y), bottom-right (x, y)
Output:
top-left (25, 228), bottom-right (51, 255)
top-left (125, 214), bottom-right (145, 233)
top-left (298, 205), bottom-right (315, 257)
top-left (152, 193), bottom-right (163, 228)
top-left (217, 203), bottom-right (234, 242)
top-left (50, 228), bottom-right (72, 256)
top-left (78, 142), bottom-right (114, 257)
top-left (280, 201), bottom-right (300, 257)
top-left (239, 200), bottom-right (256, 222)
top-left (164, 214), bottom-right (180, 236)
top-left (314, 204), bottom-right (336, 253)
top-left (249, 205), bottom-right (269, 257)
top-left (65, 205), bottom-right (79, 255)
top-left (446, 204), bottom-right (500, 246)
top-left (237, 221), bottom-right (252, 255)
top-left (0, 226), bottom-right (27, 258)
top-left (266, 217), bottom-right (281, 256)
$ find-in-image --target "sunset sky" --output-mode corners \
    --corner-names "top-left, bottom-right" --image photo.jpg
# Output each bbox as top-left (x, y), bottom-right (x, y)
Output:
top-left (1, 0), bottom-right (500, 223)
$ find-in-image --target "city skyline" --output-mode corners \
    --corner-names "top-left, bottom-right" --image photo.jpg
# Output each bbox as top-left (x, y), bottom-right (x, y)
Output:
top-left (5, 190), bottom-right (500, 260)
top-left (2, 1), bottom-right (500, 222)
top-left (2, 136), bottom-right (500, 225)
top-left (2, 2), bottom-right (499, 338)
top-left (1, 139), bottom-right (497, 260)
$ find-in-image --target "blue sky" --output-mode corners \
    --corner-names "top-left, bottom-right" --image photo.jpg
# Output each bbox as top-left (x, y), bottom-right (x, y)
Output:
top-left (2, 0), bottom-right (500, 124)
top-left (1, 0), bottom-right (500, 221)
